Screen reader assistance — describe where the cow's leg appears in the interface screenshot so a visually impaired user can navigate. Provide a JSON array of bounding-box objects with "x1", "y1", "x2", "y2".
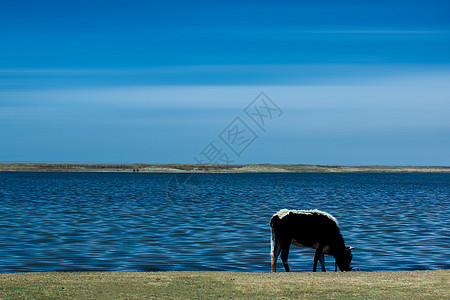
[
  {"x1": 271, "y1": 236, "x2": 281, "y2": 272},
  {"x1": 280, "y1": 239, "x2": 291, "y2": 272},
  {"x1": 313, "y1": 247, "x2": 323, "y2": 272},
  {"x1": 319, "y1": 253, "x2": 326, "y2": 272}
]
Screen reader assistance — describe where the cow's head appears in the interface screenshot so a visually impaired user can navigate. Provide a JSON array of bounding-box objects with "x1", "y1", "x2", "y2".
[{"x1": 336, "y1": 246, "x2": 355, "y2": 271}]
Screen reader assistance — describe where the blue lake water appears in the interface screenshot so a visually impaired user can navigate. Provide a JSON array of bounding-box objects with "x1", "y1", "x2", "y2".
[{"x1": 0, "y1": 172, "x2": 449, "y2": 273}]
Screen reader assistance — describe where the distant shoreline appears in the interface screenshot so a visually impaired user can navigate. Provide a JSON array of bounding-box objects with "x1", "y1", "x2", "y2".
[{"x1": 1, "y1": 163, "x2": 449, "y2": 173}]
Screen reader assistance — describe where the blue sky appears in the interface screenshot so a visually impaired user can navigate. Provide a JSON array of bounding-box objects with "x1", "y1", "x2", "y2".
[{"x1": 1, "y1": 0, "x2": 449, "y2": 165}]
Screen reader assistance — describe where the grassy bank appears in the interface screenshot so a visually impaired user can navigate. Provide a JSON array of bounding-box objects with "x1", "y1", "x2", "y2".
[
  {"x1": 1, "y1": 163, "x2": 449, "y2": 173},
  {"x1": 0, "y1": 270, "x2": 448, "y2": 299}
]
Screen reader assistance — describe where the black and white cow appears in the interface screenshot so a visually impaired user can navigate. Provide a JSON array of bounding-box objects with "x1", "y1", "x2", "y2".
[{"x1": 270, "y1": 209, "x2": 354, "y2": 272}]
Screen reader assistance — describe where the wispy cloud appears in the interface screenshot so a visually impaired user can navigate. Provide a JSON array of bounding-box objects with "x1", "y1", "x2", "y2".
[
  {"x1": 2, "y1": 64, "x2": 450, "y2": 90},
  {"x1": 1, "y1": 71, "x2": 449, "y2": 164},
  {"x1": 296, "y1": 29, "x2": 447, "y2": 34}
]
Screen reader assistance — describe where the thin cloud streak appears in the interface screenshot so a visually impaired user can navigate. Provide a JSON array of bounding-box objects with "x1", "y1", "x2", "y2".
[{"x1": 1, "y1": 72, "x2": 449, "y2": 164}]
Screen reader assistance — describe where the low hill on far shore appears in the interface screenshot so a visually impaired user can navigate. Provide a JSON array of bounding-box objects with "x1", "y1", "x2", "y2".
[{"x1": 0, "y1": 163, "x2": 449, "y2": 173}]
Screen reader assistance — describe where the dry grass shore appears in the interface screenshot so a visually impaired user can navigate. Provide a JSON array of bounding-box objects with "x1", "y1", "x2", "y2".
[
  {"x1": 0, "y1": 270, "x2": 448, "y2": 299},
  {"x1": 1, "y1": 163, "x2": 449, "y2": 173}
]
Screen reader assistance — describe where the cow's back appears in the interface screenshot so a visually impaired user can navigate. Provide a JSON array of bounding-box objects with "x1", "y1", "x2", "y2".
[{"x1": 271, "y1": 209, "x2": 341, "y2": 248}]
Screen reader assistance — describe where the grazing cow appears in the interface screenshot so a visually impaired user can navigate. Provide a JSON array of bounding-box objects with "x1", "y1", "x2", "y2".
[{"x1": 270, "y1": 209, "x2": 354, "y2": 272}]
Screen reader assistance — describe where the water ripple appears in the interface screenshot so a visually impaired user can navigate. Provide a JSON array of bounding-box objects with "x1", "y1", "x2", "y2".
[{"x1": 0, "y1": 172, "x2": 449, "y2": 272}]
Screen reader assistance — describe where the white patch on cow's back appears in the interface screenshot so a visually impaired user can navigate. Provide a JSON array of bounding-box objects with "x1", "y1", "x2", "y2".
[
  {"x1": 274, "y1": 209, "x2": 291, "y2": 219},
  {"x1": 273, "y1": 209, "x2": 338, "y2": 226}
]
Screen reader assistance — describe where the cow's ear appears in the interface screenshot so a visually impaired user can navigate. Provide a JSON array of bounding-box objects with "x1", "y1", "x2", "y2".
[{"x1": 349, "y1": 246, "x2": 356, "y2": 251}]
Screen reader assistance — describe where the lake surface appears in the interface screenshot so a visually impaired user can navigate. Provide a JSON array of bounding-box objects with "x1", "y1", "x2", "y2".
[{"x1": 0, "y1": 172, "x2": 449, "y2": 273}]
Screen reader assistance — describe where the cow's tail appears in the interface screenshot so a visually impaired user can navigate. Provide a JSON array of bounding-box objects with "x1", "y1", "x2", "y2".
[
  {"x1": 270, "y1": 216, "x2": 279, "y2": 272},
  {"x1": 270, "y1": 218, "x2": 275, "y2": 257}
]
